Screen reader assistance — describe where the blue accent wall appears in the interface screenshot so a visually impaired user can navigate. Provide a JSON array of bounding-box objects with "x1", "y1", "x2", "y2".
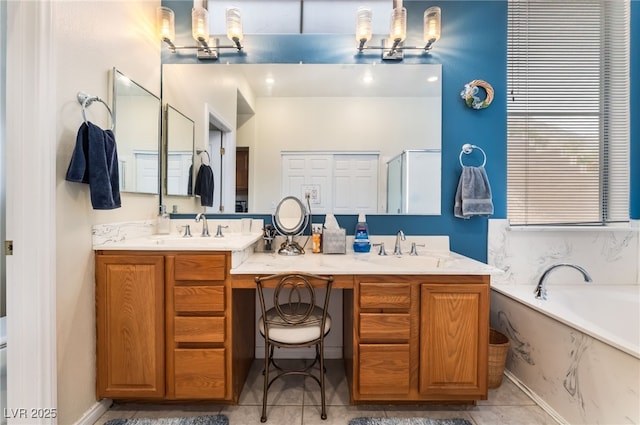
[{"x1": 164, "y1": 0, "x2": 639, "y2": 261}]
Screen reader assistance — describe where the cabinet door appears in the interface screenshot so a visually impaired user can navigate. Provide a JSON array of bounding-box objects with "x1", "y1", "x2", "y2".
[
  {"x1": 359, "y1": 344, "x2": 410, "y2": 395},
  {"x1": 174, "y1": 348, "x2": 226, "y2": 399},
  {"x1": 419, "y1": 284, "x2": 488, "y2": 398},
  {"x1": 96, "y1": 254, "x2": 165, "y2": 398}
]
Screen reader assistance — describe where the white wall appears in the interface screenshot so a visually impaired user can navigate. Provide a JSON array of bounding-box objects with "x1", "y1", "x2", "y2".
[
  {"x1": 52, "y1": 1, "x2": 161, "y2": 423},
  {"x1": 252, "y1": 96, "x2": 438, "y2": 213}
]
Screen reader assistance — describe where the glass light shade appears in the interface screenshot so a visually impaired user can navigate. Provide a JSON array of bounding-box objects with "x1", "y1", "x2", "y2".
[
  {"x1": 424, "y1": 6, "x2": 441, "y2": 43},
  {"x1": 356, "y1": 7, "x2": 373, "y2": 43},
  {"x1": 156, "y1": 7, "x2": 175, "y2": 43},
  {"x1": 389, "y1": 7, "x2": 407, "y2": 43},
  {"x1": 192, "y1": 6, "x2": 210, "y2": 42},
  {"x1": 226, "y1": 7, "x2": 243, "y2": 42}
]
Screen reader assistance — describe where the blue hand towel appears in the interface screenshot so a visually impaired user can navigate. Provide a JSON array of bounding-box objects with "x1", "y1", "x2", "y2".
[
  {"x1": 454, "y1": 166, "x2": 493, "y2": 219},
  {"x1": 194, "y1": 163, "x2": 214, "y2": 207},
  {"x1": 65, "y1": 122, "x2": 121, "y2": 210}
]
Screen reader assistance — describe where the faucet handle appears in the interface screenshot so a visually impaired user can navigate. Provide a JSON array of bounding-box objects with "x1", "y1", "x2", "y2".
[
  {"x1": 372, "y1": 242, "x2": 388, "y2": 256},
  {"x1": 215, "y1": 225, "x2": 228, "y2": 238},
  {"x1": 410, "y1": 242, "x2": 426, "y2": 256},
  {"x1": 180, "y1": 225, "x2": 192, "y2": 238}
]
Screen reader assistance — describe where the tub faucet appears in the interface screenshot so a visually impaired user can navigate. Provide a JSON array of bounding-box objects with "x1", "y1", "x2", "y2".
[
  {"x1": 534, "y1": 263, "x2": 592, "y2": 300},
  {"x1": 393, "y1": 230, "x2": 406, "y2": 255},
  {"x1": 195, "y1": 213, "x2": 210, "y2": 237}
]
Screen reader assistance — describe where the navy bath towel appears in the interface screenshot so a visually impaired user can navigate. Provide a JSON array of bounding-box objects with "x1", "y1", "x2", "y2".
[
  {"x1": 454, "y1": 166, "x2": 493, "y2": 218},
  {"x1": 65, "y1": 121, "x2": 121, "y2": 210},
  {"x1": 194, "y1": 163, "x2": 214, "y2": 207}
]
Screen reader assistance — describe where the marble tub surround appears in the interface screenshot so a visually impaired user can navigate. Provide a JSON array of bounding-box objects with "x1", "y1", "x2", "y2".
[
  {"x1": 488, "y1": 219, "x2": 639, "y2": 285},
  {"x1": 487, "y1": 218, "x2": 640, "y2": 424},
  {"x1": 491, "y1": 290, "x2": 639, "y2": 425}
]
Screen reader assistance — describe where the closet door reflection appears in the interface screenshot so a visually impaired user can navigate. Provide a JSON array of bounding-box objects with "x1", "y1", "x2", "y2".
[{"x1": 165, "y1": 105, "x2": 195, "y2": 197}]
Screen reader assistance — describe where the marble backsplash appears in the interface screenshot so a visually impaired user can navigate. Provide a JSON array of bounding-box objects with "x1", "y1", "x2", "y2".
[{"x1": 488, "y1": 219, "x2": 639, "y2": 285}]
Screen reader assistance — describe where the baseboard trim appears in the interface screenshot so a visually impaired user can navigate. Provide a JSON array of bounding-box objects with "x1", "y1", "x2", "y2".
[
  {"x1": 504, "y1": 370, "x2": 568, "y2": 425},
  {"x1": 72, "y1": 399, "x2": 113, "y2": 425}
]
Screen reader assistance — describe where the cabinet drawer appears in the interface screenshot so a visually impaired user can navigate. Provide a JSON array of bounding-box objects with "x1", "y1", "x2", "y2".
[
  {"x1": 174, "y1": 254, "x2": 226, "y2": 281},
  {"x1": 359, "y1": 282, "x2": 411, "y2": 309},
  {"x1": 174, "y1": 286, "x2": 225, "y2": 313},
  {"x1": 174, "y1": 317, "x2": 225, "y2": 343},
  {"x1": 174, "y1": 348, "x2": 225, "y2": 399},
  {"x1": 359, "y1": 344, "x2": 410, "y2": 395},
  {"x1": 359, "y1": 313, "x2": 410, "y2": 342}
]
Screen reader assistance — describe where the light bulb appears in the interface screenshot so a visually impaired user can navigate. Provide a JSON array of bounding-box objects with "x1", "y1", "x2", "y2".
[
  {"x1": 156, "y1": 7, "x2": 175, "y2": 43},
  {"x1": 424, "y1": 6, "x2": 441, "y2": 45},
  {"x1": 192, "y1": 6, "x2": 209, "y2": 43},
  {"x1": 389, "y1": 7, "x2": 407, "y2": 43},
  {"x1": 356, "y1": 7, "x2": 373, "y2": 44},
  {"x1": 226, "y1": 7, "x2": 243, "y2": 43}
]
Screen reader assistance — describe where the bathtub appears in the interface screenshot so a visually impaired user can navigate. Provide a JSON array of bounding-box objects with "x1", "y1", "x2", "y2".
[{"x1": 490, "y1": 284, "x2": 639, "y2": 425}]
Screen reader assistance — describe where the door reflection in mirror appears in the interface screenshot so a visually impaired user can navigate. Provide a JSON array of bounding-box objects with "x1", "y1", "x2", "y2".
[{"x1": 165, "y1": 105, "x2": 195, "y2": 197}]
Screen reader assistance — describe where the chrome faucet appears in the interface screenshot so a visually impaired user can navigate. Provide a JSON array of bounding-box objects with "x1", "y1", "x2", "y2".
[
  {"x1": 195, "y1": 213, "x2": 210, "y2": 237},
  {"x1": 534, "y1": 263, "x2": 592, "y2": 300},
  {"x1": 393, "y1": 230, "x2": 406, "y2": 255}
]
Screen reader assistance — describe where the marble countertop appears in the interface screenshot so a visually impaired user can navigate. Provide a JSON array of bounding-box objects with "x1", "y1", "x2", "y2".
[
  {"x1": 94, "y1": 233, "x2": 264, "y2": 252},
  {"x1": 92, "y1": 224, "x2": 501, "y2": 276},
  {"x1": 230, "y1": 248, "x2": 501, "y2": 276}
]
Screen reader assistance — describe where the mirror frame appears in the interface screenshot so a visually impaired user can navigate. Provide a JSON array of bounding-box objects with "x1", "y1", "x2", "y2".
[{"x1": 112, "y1": 67, "x2": 161, "y2": 195}]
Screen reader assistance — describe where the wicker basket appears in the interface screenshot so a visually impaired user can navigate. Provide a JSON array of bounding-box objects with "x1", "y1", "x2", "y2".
[{"x1": 488, "y1": 328, "x2": 510, "y2": 389}]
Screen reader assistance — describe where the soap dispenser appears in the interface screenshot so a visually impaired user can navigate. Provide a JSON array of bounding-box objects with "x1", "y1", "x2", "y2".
[
  {"x1": 353, "y1": 213, "x2": 371, "y2": 253},
  {"x1": 157, "y1": 204, "x2": 171, "y2": 235}
]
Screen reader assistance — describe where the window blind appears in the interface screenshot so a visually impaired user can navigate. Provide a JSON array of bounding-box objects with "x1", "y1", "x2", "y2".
[{"x1": 507, "y1": 0, "x2": 630, "y2": 226}]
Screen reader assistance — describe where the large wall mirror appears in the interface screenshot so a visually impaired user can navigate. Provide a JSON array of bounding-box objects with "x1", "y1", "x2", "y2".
[
  {"x1": 165, "y1": 105, "x2": 195, "y2": 197},
  {"x1": 112, "y1": 68, "x2": 161, "y2": 194},
  {"x1": 161, "y1": 63, "x2": 441, "y2": 214}
]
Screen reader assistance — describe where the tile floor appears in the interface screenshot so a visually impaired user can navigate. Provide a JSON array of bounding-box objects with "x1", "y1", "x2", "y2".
[{"x1": 94, "y1": 359, "x2": 558, "y2": 425}]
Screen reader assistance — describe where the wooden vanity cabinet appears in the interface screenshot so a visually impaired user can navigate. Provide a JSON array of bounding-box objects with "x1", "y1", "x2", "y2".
[
  {"x1": 419, "y1": 278, "x2": 489, "y2": 399},
  {"x1": 349, "y1": 274, "x2": 490, "y2": 403},
  {"x1": 166, "y1": 253, "x2": 228, "y2": 400},
  {"x1": 95, "y1": 251, "x2": 254, "y2": 402},
  {"x1": 95, "y1": 254, "x2": 165, "y2": 399}
]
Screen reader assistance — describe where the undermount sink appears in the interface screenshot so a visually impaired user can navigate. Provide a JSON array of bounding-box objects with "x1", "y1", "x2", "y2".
[
  {"x1": 113, "y1": 233, "x2": 263, "y2": 251},
  {"x1": 354, "y1": 250, "x2": 444, "y2": 269}
]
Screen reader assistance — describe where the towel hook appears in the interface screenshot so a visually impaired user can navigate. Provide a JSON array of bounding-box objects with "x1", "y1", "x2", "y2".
[
  {"x1": 459, "y1": 143, "x2": 487, "y2": 167},
  {"x1": 196, "y1": 149, "x2": 211, "y2": 165},
  {"x1": 77, "y1": 92, "x2": 115, "y2": 131}
]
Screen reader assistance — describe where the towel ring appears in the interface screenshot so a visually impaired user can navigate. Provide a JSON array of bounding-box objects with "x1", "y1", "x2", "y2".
[
  {"x1": 77, "y1": 92, "x2": 114, "y2": 131},
  {"x1": 459, "y1": 143, "x2": 487, "y2": 167}
]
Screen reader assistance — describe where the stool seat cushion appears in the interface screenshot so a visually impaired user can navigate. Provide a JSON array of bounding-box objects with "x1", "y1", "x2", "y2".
[{"x1": 259, "y1": 304, "x2": 331, "y2": 344}]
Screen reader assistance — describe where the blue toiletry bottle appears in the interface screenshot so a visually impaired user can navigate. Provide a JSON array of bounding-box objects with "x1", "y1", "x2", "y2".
[{"x1": 353, "y1": 213, "x2": 371, "y2": 253}]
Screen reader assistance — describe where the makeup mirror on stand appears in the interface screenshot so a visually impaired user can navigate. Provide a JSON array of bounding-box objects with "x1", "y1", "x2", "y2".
[{"x1": 272, "y1": 196, "x2": 308, "y2": 255}]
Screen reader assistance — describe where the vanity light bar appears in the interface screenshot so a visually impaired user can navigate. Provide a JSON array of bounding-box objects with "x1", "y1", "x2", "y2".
[
  {"x1": 156, "y1": 5, "x2": 245, "y2": 61},
  {"x1": 356, "y1": 6, "x2": 441, "y2": 61}
]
